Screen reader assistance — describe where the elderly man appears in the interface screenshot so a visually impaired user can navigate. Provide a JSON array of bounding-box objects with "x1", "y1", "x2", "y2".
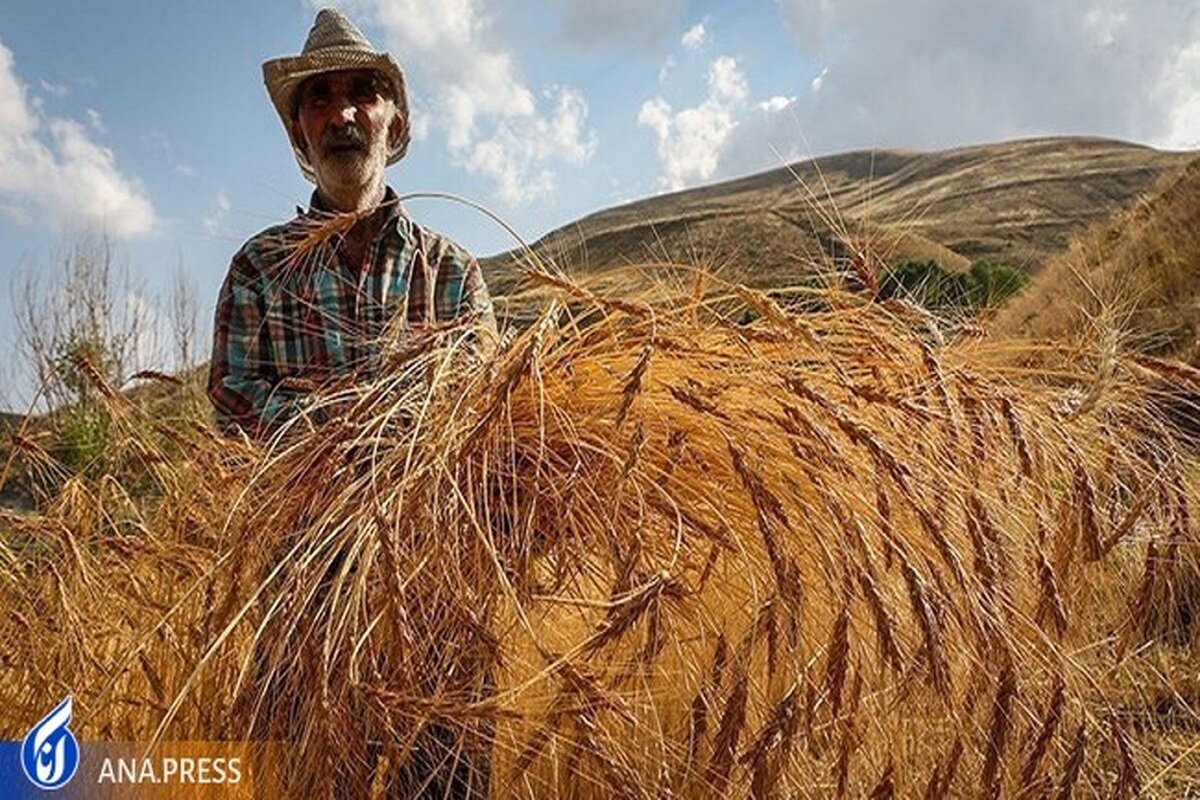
[
  {"x1": 206, "y1": 8, "x2": 496, "y2": 798},
  {"x1": 208, "y1": 7, "x2": 496, "y2": 438}
]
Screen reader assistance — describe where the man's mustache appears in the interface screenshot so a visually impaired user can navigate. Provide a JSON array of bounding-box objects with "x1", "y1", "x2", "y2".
[{"x1": 322, "y1": 125, "x2": 367, "y2": 152}]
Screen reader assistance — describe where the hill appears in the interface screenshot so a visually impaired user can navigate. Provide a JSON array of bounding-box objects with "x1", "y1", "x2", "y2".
[
  {"x1": 481, "y1": 137, "x2": 1194, "y2": 316},
  {"x1": 995, "y1": 153, "x2": 1200, "y2": 364}
]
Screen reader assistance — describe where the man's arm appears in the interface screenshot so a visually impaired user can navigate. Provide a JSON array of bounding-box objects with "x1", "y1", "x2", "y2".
[
  {"x1": 458, "y1": 255, "x2": 498, "y2": 359},
  {"x1": 207, "y1": 256, "x2": 310, "y2": 438}
]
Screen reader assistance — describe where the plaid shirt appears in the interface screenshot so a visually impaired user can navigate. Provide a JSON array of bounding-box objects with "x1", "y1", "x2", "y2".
[{"x1": 208, "y1": 188, "x2": 496, "y2": 437}]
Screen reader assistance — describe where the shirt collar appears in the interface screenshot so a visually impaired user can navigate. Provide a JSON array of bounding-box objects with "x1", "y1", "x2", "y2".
[{"x1": 299, "y1": 187, "x2": 411, "y2": 230}]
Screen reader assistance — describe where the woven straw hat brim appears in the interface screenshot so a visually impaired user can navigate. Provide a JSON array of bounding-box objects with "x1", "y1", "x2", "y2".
[{"x1": 263, "y1": 48, "x2": 411, "y2": 183}]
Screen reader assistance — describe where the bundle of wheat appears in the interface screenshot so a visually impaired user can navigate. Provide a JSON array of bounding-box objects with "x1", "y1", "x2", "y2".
[{"x1": 0, "y1": 265, "x2": 1196, "y2": 797}]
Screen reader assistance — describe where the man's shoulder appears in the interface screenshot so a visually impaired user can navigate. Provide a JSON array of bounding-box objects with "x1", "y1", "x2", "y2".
[
  {"x1": 226, "y1": 214, "x2": 312, "y2": 279},
  {"x1": 235, "y1": 217, "x2": 306, "y2": 261},
  {"x1": 400, "y1": 217, "x2": 476, "y2": 266}
]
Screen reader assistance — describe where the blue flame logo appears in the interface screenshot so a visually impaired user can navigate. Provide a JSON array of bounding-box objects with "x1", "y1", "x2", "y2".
[{"x1": 20, "y1": 696, "x2": 80, "y2": 790}]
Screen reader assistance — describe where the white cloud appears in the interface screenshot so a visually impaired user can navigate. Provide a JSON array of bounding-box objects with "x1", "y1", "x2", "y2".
[
  {"x1": 759, "y1": 96, "x2": 796, "y2": 114},
  {"x1": 1166, "y1": 100, "x2": 1200, "y2": 149},
  {"x1": 810, "y1": 67, "x2": 828, "y2": 95},
  {"x1": 1162, "y1": 42, "x2": 1200, "y2": 149},
  {"x1": 658, "y1": 55, "x2": 677, "y2": 84},
  {"x1": 203, "y1": 189, "x2": 231, "y2": 235},
  {"x1": 0, "y1": 48, "x2": 36, "y2": 136},
  {"x1": 774, "y1": 0, "x2": 1200, "y2": 154},
  {"x1": 1083, "y1": 8, "x2": 1128, "y2": 49},
  {"x1": 639, "y1": 1, "x2": 1200, "y2": 189},
  {"x1": 85, "y1": 108, "x2": 105, "y2": 135},
  {"x1": 409, "y1": 110, "x2": 432, "y2": 142},
  {"x1": 637, "y1": 99, "x2": 671, "y2": 143},
  {"x1": 0, "y1": 42, "x2": 156, "y2": 238},
  {"x1": 681, "y1": 22, "x2": 708, "y2": 51},
  {"x1": 464, "y1": 86, "x2": 596, "y2": 204},
  {"x1": 336, "y1": 0, "x2": 597, "y2": 205},
  {"x1": 638, "y1": 56, "x2": 748, "y2": 191},
  {"x1": 709, "y1": 56, "x2": 747, "y2": 102},
  {"x1": 38, "y1": 78, "x2": 67, "y2": 98}
]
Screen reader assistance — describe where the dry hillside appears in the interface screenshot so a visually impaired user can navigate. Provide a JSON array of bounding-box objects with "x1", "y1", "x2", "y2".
[
  {"x1": 995, "y1": 154, "x2": 1200, "y2": 364},
  {"x1": 482, "y1": 137, "x2": 1193, "y2": 316}
]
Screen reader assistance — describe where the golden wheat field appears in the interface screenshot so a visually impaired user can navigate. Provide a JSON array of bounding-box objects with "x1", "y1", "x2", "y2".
[{"x1": 1, "y1": 252, "x2": 1198, "y2": 797}]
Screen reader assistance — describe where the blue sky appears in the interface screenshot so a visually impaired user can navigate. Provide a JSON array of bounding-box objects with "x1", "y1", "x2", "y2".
[{"x1": 0, "y1": 0, "x2": 1197, "y2": 409}]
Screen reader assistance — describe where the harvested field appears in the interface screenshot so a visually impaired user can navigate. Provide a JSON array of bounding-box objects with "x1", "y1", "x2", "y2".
[{"x1": 1, "y1": 263, "x2": 1198, "y2": 797}]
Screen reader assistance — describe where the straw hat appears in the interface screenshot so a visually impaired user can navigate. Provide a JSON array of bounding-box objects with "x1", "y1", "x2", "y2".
[{"x1": 263, "y1": 8, "x2": 411, "y2": 182}]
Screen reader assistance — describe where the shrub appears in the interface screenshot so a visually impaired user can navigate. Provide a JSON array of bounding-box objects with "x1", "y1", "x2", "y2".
[
  {"x1": 10, "y1": 237, "x2": 201, "y2": 488},
  {"x1": 881, "y1": 258, "x2": 1028, "y2": 311}
]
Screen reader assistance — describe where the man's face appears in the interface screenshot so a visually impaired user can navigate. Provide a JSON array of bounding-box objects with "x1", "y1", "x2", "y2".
[{"x1": 292, "y1": 69, "x2": 404, "y2": 197}]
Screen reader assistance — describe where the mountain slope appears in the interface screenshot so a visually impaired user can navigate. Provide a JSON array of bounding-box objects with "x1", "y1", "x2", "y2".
[
  {"x1": 481, "y1": 137, "x2": 1193, "y2": 312},
  {"x1": 994, "y1": 153, "x2": 1200, "y2": 363}
]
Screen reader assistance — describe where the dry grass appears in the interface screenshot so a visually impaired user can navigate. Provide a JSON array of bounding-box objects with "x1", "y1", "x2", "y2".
[
  {"x1": 995, "y1": 154, "x2": 1200, "y2": 366},
  {"x1": 1, "y1": 256, "x2": 1198, "y2": 797}
]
